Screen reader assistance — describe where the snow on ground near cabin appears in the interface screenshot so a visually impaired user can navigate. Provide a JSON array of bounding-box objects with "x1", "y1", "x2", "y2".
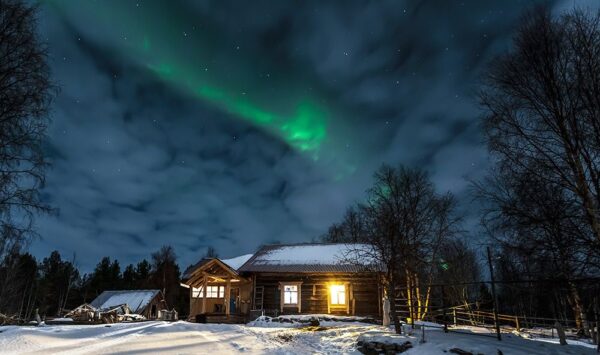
[
  {"x1": 255, "y1": 244, "x2": 372, "y2": 265},
  {"x1": 221, "y1": 253, "x2": 254, "y2": 270},
  {"x1": 0, "y1": 321, "x2": 596, "y2": 354}
]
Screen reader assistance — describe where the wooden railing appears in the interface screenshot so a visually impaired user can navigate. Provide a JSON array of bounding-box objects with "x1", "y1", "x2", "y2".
[{"x1": 394, "y1": 300, "x2": 582, "y2": 341}]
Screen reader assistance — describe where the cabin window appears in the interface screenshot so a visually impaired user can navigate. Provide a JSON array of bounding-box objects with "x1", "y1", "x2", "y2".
[
  {"x1": 330, "y1": 284, "x2": 346, "y2": 305},
  {"x1": 206, "y1": 286, "x2": 225, "y2": 298},
  {"x1": 283, "y1": 285, "x2": 298, "y2": 304},
  {"x1": 192, "y1": 286, "x2": 225, "y2": 298},
  {"x1": 279, "y1": 281, "x2": 302, "y2": 312}
]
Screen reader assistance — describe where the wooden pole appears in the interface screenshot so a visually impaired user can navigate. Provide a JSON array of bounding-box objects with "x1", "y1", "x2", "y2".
[
  {"x1": 225, "y1": 279, "x2": 231, "y2": 316},
  {"x1": 202, "y1": 273, "x2": 208, "y2": 314},
  {"x1": 487, "y1": 246, "x2": 502, "y2": 341},
  {"x1": 189, "y1": 286, "x2": 193, "y2": 318},
  {"x1": 442, "y1": 285, "x2": 448, "y2": 333}
]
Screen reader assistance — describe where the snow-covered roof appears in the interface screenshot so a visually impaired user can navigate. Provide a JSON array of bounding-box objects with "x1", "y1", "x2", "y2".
[
  {"x1": 221, "y1": 254, "x2": 254, "y2": 270},
  {"x1": 238, "y1": 243, "x2": 377, "y2": 273},
  {"x1": 182, "y1": 254, "x2": 254, "y2": 280},
  {"x1": 90, "y1": 290, "x2": 161, "y2": 313}
]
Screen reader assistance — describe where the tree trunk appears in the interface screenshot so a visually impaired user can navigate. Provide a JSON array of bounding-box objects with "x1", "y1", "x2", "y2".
[
  {"x1": 570, "y1": 154, "x2": 600, "y2": 245},
  {"x1": 568, "y1": 281, "x2": 590, "y2": 336},
  {"x1": 405, "y1": 269, "x2": 413, "y2": 323},
  {"x1": 555, "y1": 321, "x2": 567, "y2": 345},
  {"x1": 415, "y1": 273, "x2": 422, "y2": 320},
  {"x1": 422, "y1": 283, "x2": 432, "y2": 320},
  {"x1": 387, "y1": 281, "x2": 402, "y2": 334}
]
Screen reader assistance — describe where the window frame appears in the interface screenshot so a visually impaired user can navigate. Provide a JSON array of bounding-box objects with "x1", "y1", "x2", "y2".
[
  {"x1": 192, "y1": 285, "x2": 225, "y2": 299},
  {"x1": 329, "y1": 284, "x2": 347, "y2": 307},
  {"x1": 279, "y1": 281, "x2": 303, "y2": 313},
  {"x1": 326, "y1": 282, "x2": 352, "y2": 314},
  {"x1": 283, "y1": 284, "x2": 299, "y2": 305}
]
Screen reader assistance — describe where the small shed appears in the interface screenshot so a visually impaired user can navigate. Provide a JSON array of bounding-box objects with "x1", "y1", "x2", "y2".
[{"x1": 90, "y1": 290, "x2": 165, "y2": 320}]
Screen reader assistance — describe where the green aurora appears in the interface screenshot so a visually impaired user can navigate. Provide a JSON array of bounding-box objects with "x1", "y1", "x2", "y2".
[{"x1": 49, "y1": 1, "x2": 330, "y2": 159}]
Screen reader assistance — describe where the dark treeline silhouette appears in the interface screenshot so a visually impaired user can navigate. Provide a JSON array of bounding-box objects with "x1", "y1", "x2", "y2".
[{"x1": 0, "y1": 245, "x2": 189, "y2": 320}]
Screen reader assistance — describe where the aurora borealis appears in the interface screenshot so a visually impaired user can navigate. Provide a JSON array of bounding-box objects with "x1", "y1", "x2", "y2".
[
  {"x1": 50, "y1": 1, "x2": 332, "y2": 158},
  {"x1": 32, "y1": 0, "x2": 598, "y2": 270}
]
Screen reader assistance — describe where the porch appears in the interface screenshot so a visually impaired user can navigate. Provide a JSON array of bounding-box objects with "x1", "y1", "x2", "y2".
[{"x1": 181, "y1": 258, "x2": 252, "y2": 322}]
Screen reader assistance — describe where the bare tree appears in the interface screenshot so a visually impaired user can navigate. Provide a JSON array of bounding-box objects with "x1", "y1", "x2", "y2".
[
  {"x1": 478, "y1": 7, "x2": 600, "y2": 335},
  {"x1": 341, "y1": 165, "x2": 460, "y2": 334},
  {"x1": 0, "y1": 0, "x2": 55, "y2": 260},
  {"x1": 321, "y1": 206, "x2": 364, "y2": 243},
  {"x1": 151, "y1": 245, "x2": 180, "y2": 309},
  {"x1": 436, "y1": 239, "x2": 482, "y2": 312},
  {"x1": 475, "y1": 162, "x2": 596, "y2": 334},
  {"x1": 480, "y1": 7, "x2": 600, "y2": 251},
  {"x1": 203, "y1": 246, "x2": 218, "y2": 259}
]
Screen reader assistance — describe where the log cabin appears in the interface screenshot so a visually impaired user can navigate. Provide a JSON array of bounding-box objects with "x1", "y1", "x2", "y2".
[{"x1": 180, "y1": 243, "x2": 383, "y2": 323}]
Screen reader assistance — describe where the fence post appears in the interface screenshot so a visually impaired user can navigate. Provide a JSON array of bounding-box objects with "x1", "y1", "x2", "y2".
[
  {"x1": 487, "y1": 246, "x2": 502, "y2": 341},
  {"x1": 453, "y1": 309, "x2": 456, "y2": 326},
  {"x1": 515, "y1": 316, "x2": 520, "y2": 331},
  {"x1": 442, "y1": 285, "x2": 448, "y2": 333}
]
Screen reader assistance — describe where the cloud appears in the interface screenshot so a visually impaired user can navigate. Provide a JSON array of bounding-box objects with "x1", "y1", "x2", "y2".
[{"x1": 32, "y1": 0, "x2": 586, "y2": 271}]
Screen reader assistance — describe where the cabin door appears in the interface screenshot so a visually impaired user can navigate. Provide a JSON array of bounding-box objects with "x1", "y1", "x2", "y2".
[{"x1": 230, "y1": 288, "x2": 239, "y2": 313}]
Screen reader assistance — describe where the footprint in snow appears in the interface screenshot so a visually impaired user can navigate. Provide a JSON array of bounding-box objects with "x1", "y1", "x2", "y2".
[{"x1": 231, "y1": 342, "x2": 246, "y2": 351}]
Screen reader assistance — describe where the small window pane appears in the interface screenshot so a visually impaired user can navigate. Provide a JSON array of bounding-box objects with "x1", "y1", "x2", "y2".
[
  {"x1": 330, "y1": 285, "x2": 346, "y2": 305},
  {"x1": 205, "y1": 285, "x2": 224, "y2": 298},
  {"x1": 192, "y1": 287, "x2": 203, "y2": 298},
  {"x1": 283, "y1": 285, "x2": 298, "y2": 304}
]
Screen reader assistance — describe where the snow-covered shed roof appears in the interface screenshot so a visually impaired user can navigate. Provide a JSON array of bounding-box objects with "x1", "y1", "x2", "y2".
[
  {"x1": 90, "y1": 290, "x2": 161, "y2": 313},
  {"x1": 238, "y1": 243, "x2": 378, "y2": 273}
]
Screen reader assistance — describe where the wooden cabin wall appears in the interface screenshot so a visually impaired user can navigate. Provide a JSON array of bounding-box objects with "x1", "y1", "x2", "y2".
[
  {"x1": 188, "y1": 281, "x2": 253, "y2": 316},
  {"x1": 140, "y1": 295, "x2": 165, "y2": 319},
  {"x1": 238, "y1": 281, "x2": 253, "y2": 314},
  {"x1": 190, "y1": 297, "x2": 223, "y2": 315},
  {"x1": 252, "y1": 273, "x2": 380, "y2": 317}
]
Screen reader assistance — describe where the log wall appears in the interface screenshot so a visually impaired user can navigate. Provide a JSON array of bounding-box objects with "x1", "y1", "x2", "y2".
[{"x1": 251, "y1": 272, "x2": 381, "y2": 317}]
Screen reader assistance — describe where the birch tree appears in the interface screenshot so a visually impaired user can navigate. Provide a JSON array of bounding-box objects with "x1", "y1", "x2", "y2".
[
  {"x1": 480, "y1": 7, "x2": 600, "y2": 255},
  {"x1": 335, "y1": 165, "x2": 460, "y2": 333}
]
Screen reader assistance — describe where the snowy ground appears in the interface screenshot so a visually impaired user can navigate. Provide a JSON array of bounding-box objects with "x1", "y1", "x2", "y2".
[{"x1": 0, "y1": 320, "x2": 596, "y2": 354}]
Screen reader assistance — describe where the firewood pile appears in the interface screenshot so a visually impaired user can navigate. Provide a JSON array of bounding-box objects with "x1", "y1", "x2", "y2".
[
  {"x1": 64, "y1": 303, "x2": 145, "y2": 324},
  {"x1": 0, "y1": 312, "x2": 20, "y2": 325},
  {"x1": 65, "y1": 304, "x2": 97, "y2": 322}
]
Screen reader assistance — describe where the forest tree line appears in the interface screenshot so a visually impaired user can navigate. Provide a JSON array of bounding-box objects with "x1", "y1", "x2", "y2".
[{"x1": 0, "y1": 245, "x2": 192, "y2": 320}]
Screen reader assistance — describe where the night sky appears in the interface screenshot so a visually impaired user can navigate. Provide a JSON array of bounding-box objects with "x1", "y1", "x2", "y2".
[{"x1": 31, "y1": 0, "x2": 598, "y2": 271}]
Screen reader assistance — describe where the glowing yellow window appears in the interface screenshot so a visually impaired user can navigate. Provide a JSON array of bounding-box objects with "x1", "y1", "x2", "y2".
[{"x1": 330, "y1": 284, "x2": 346, "y2": 305}]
